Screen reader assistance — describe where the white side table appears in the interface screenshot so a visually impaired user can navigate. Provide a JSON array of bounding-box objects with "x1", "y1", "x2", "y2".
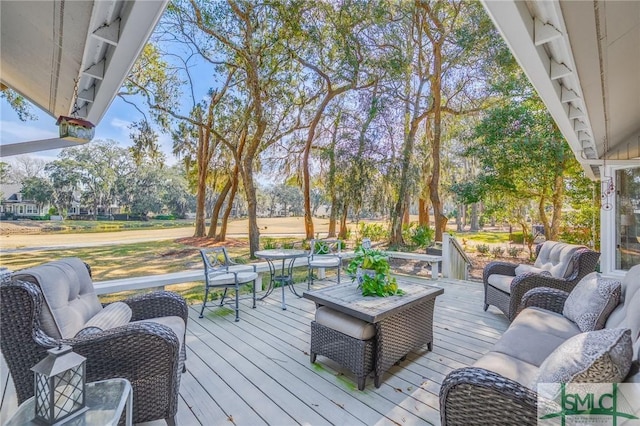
[{"x1": 6, "y1": 378, "x2": 133, "y2": 426}]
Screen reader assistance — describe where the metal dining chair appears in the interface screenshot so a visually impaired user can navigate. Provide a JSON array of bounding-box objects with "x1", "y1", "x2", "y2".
[
  {"x1": 307, "y1": 239, "x2": 343, "y2": 289},
  {"x1": 199, "y1": 247, "x2": 258, "y2": 322}
]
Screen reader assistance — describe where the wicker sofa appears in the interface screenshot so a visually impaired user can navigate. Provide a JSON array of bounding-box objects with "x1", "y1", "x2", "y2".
[
  {"x1": 440, "y1": 264, "x2": 640, "y2": 426},
  {"x1": 1, "y1": 258, "x2": 188, "y2": 425},
  {"x1": 483, "y1": 241, "x2": 600, "y2": 321}
]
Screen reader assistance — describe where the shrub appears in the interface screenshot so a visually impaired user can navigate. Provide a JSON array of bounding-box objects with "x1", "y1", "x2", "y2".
[
  {"x1": 476, "y1": 243, "x2": 490, "y2": 254},
  {"x1": 155, "y1": 214, "x2": 175, "y2": 220},
  {"x1": 507, "y1": 246, "x2": 523, "y2": 258},
  {"x1": 491, "y1": 246, "x2": 504, "y2": 258},
  {"x1": 359, "y1": 223, "x2": 388, "y2": 241},
  {"x1": 262, "y1": 237, "x2": 277, "y2": 249}
]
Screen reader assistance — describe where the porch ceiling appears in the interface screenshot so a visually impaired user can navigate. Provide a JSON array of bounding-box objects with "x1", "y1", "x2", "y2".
[
  {"x1": 482, "y1": 0, "x2": 640, "y2": 179},
  {"x1": 0, "y1": 0, "x2": 167, "y2": 156}
]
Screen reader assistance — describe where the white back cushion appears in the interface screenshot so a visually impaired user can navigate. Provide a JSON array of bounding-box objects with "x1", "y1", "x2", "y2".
[
  {"x1": 13, "y1": 258, "x2": 102, "y2": 339},
  {"x1": 534, "y1": 241, "x2": 584, "y2": 278},
  {"x1": 606, "y1": 264, "x2": 640, "y2": 360}
]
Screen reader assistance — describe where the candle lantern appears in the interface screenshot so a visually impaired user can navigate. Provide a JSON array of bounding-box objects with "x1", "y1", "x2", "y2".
[
  {"x1": 56, "y1": 116, "x2": 95, "y2": 142},
  {"x1": 31, "y1": 345, "x2": 88, "y2": 424}
]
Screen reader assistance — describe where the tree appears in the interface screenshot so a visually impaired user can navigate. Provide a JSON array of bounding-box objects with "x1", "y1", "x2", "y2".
[
  {"x1": 0, "y1": 85, "x2": 36, "y2": 121},
  {"x1": 57, "y1": 140, "x2": 126, "y2": 219},
  {"x1": 46, "y1": 159, "x2": 80, "y2": 218},
  {"x1": 465, "y1": 96, "x2": 578, "y2": 241},
  {"x1": 20, "y1": 177, "x2": 53, "y2": 214}
]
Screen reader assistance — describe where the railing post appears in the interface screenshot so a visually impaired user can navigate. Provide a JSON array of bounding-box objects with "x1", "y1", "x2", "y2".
[{"x1": 442, "y1": 233, "x2": 451, "y2": 278}]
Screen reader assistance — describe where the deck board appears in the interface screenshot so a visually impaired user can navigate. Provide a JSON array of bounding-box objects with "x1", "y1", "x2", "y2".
[{"x1": 1, "y1": 276, "x2": 509, "y2": 425}]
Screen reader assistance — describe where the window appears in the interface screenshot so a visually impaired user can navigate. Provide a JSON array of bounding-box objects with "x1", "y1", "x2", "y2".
[{"x1": 616, "y1": 167, "x2": 640, "y2": 270}]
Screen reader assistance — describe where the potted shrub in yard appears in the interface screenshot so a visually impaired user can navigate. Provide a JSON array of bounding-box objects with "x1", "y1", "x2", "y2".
[{"x1": 346, "y1": 246, "x2": 404, "y2": 297}]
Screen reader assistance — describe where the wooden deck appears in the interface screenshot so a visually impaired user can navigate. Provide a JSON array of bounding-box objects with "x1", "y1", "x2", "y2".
[{"x1": 1, "y1": 276, "x2": 509, "y2": 426}]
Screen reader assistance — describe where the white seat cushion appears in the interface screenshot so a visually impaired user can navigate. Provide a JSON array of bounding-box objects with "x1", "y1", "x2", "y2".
[
  {"x1": 487, "y1": 274, "x2": 514, "y2": 294},
  {"x1": 309, "y1": 256, "x2": 341, "y2": 268},
  {"x1": 208, "y1": 271, "x2": 258, "y2": 286},
  {"x1": 132, "y1": 316, "x2": 186, "y2": 352},
  {"x1": 315, "y1": 306, "x2": 375, "y2": 340}
]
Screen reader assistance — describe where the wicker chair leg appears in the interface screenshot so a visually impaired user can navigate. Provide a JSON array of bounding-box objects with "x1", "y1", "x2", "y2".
[
  {"x1": 310, "y1": 352, "x2": 317, "y2": 363},
  {"x1": 166, "y1": 416, "x2": 177, "y2": 426},
  {"x1": 483, "y1": 304, "x2": 488, "y2": 311},
  {"x1": 357, "y1": 376, "x2": 366, "y2": 391}
]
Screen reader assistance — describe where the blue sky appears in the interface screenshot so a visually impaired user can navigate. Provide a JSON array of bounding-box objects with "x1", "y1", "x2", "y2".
[{"x1": 1, "y1": 94, "x2": 176, "y2": 164}]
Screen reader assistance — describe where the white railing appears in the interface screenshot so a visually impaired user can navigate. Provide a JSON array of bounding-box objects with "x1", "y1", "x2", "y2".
[
  {"x1": 93, "y1": 250, "x2": 444, "y2": 296},
  {"x1": 442, "y1": 233, "x2": 472, "y2": 280}
]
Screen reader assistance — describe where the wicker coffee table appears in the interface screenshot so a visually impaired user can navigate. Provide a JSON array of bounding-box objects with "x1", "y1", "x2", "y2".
[{"x1": 304, "y1": 281, "x2": 443, "y2": 388}]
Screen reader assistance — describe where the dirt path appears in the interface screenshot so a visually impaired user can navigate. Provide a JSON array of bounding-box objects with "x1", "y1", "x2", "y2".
[{"x1": 0, "y1": 217, "x2": 334, "y2": 251}]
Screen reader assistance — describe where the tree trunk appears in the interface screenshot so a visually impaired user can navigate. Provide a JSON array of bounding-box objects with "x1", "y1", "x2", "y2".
[
  {"x1": 241, "y1": 156, "x2": 260, "y2": 257},
  {"x1": 418, "y1": 198, "x2": 430, "y2": 226},
  {"x1": 429, "y1": 40, "x2": 446, "y2": 242},
  {"x1": 338, "y1": 202, "x2": 349, "y2": 240},
  {"x1": 549, "y1": 174, "x2": 564, "y2": 240},
  {"x1": 217, "y1": 166, "x2": 240, "y2": 241},
  {"x1": 207, "y1": 179, "x2": 232, "y2": 238},
  {"x1": 470, "y1": 202, "x2": 480, "y2": 231},
  {"x1": 538, "y1": 195, "x2": 551, "y2": 241},
  {"x1": 456, "y1": 204, "x2": 464, "y2": 232},
  {"x1": 326, "y1": 114, "x2": 340, "y2": 238},
  {"x1": 403, "y1": 194, "x2": 411, "y2": 225}
]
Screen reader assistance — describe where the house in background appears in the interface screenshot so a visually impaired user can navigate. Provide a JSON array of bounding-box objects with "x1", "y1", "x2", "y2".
[
  {"x1": 0, "y1": 184, "x2": 49, "y2": 219},
  {"x1": 481, "y1": 0, "x2": 640, "y2": 276}
]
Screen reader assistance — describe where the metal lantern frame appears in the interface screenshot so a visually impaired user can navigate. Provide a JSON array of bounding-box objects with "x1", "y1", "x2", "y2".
[{"x1": 31, "y1": 345, "x2": 88, "y2": 425}]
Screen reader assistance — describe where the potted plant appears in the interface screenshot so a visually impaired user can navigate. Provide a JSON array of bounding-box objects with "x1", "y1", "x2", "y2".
[{"x1": 346, "y1": 246, "x2": 404, "y2": 297}]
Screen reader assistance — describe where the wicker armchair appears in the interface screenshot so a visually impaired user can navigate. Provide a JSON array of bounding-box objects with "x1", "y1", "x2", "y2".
[
  {"x1": 1, "y1": 259, "x2": 188, "y2": 425},
  {"x1": 483, "y1": 241, "x2": 599, "y2": 321}
]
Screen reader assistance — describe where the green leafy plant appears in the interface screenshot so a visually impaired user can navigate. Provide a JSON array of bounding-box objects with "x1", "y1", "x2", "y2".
[
  {"x1": 490, "y1": 246, "x2": 504, "y2": 258},
  {"x1": 476, "y1": 243, "x2": 490, "y2": 254},
  {"x1": 346, "y1": 246, "x2": 404, "y2": 297},
  {"x1": 507, "y1": 245, "x2": 523, "y2": 258}
]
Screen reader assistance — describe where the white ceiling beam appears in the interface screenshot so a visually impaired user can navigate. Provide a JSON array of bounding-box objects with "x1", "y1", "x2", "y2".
[
  {"x1": 534, "y1": 18, "x2": 562, "y2": 45},
  {"x1": 561, "y1": 86, "x2": 580, "y2": 103},
  {"x1": 550, "y1": 59, "x2": 572, "y2": 80},
  {"x1": 85, "y1": 0, "x2": 168, "y2": 125},
  {"x1": 77, "y1": 86, "x2": 95, "y2": 102},
  {"x1": 568, "y1": 105, "x2": 585, "y2": 119},
  {"x1": 92, "y1": 18, "x2": 120, "y2": 46},
  {"x1": 0, "y1": 138, "x2": 89, "y2": 157},
  {"x1": 83, "y1": 60, "x2": 105, "y2": 80}
]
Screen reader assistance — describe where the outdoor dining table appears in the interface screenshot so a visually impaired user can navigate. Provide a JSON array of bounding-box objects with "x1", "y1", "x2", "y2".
[{"x1": 255, "y1": 249, "x2": 308, "y2": 310}]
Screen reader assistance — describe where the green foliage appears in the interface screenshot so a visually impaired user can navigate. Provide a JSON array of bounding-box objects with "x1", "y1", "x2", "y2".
[
  {"x1": 490, "y1": 246, "x2": 504, "y2": 258},
  {"x1": 155, "y1": 215, "x2": 175, "y2": 220},
  {"x1": 507, "y1": 246, "x2": 523, "y2": 258},
  {"x1": 400, "y1": 223, "x2": 434, "y2": 250},
  {"x1": 476, "y1": 244, "x2": 490, "y2": 254},
  {"x1": 1, "y1": 87, "x2": 37, "y2": 121},
  {"x1": 346, "y1": 246, "x2": 403, "y2": 297},
  {"x1": 358, "y1": 222, "x2": 388, "y2": 241},
  {"x1": 262, "y1": 238, "x2": 277, "y2": 250}
]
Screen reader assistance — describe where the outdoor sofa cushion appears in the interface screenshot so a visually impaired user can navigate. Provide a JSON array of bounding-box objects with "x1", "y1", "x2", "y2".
[
  {"x1": 13, "y1": 257, "x2": 102, "y2": 339},
  {"x1": 534, "y1": 328, "x2": 633, "y2": 385},
  {"x1": 563, "y1": 272, "x2": 621, "y2": 332},
  {"x1": 315, "y1": 306, "x2": 375, "y2": 340},
  {"x1": 75, "y1": 301, "x2": 132, "y2": 337},
  {"x1": 487, "y1": 241, "x2": 585, "y2": 294}
]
